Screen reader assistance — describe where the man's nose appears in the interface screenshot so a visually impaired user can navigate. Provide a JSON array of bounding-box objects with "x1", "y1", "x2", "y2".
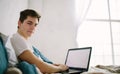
[{"x1": 31, "y1": 25, "x2": 36, "y2": 30}]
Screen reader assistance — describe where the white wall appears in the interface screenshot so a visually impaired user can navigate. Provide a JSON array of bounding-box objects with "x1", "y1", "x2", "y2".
[
  {"x1": 28, "y1": 0, "x2": 43, "y2": 15},
  {"x1": 0, "y1": 0, "x2": 78, "y2": 63},
  {"x1": 0, "y1": 0, "x2": 28, "y2": 35},
  {"x1": 29, "y1": 0, "x2": 78, "y2": 63}
]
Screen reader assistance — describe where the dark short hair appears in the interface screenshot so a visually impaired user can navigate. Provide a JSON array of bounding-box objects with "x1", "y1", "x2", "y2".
[{"x1": 19, "y1": 9, "x2": 41, "y2": 23}]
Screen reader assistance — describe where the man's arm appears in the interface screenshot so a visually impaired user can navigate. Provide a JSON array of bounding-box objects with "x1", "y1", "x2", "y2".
[{"x1": 18, "y1": 50, "x2": 68, "y2": 73}]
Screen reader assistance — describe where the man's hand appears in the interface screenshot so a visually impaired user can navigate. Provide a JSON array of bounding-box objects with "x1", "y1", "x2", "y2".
[{"x1": 53, "y1": 64, "x2": 68, "y2": 71}]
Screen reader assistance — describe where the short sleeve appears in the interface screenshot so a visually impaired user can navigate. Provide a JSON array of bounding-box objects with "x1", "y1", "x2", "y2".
[{"x1": 11, "y1": 33, "x2": 32, "y2": 57}]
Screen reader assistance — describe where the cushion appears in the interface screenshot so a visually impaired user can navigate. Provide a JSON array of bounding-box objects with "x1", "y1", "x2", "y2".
[
  {"x1": 0, "y1": 35, "x2": 8, "y2": 74},
  {"x1": 5, "y1": 67, "x2": 22, "y2": 74},
  {"x1": 0, "y1": 32, "x2": 8, "y2": 44},
  {"x1": 0, "y1": 33, "x2": 18, "y2": 67}
]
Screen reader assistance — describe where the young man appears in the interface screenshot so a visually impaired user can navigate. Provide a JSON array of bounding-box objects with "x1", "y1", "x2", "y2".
[{"x1": 11, "y1": 9, "x2": 68, "y2": 73}]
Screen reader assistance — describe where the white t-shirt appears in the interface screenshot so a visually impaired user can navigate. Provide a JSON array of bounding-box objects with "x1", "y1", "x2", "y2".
[{"x1": 11, "y1": 32, "x2": 34, "y2": 57}]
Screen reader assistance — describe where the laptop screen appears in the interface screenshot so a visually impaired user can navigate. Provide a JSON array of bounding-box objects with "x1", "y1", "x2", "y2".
[{"x1": 65, "y1": 47, "x2": 92, "y2": 69}]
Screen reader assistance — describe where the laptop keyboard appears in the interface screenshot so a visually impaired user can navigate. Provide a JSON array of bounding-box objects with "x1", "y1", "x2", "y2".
[{"x1": 60, "y1": 69, "x2": 82, "y2": 74}]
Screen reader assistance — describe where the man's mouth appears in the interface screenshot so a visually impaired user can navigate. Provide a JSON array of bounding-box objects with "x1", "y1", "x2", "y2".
[{"x1": 28, "y1": 31, "x2": 34, "y2": 33}]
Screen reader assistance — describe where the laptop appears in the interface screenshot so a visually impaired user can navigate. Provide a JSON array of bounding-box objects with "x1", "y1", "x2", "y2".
[{"x1": 61, "y1": 47, "x2": 92, "y2": 74}]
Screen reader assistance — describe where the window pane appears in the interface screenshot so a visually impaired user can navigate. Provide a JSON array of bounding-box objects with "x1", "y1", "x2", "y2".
[
  {"x1": 111, "y1": 22, "x2": 120, "y2": 44},
  {"x1": 115, "y1": 56, "x2": 120, "y2": 65},
  {"x1": 77, "y1": 21, "x2": 113, "y2": 66},
  {"x1": 111, "y1": 22, "x2": 120, "y2": 65},
  {"x1": 110, "y1": 0, "x2": 120, "y2": 19},
  {"x1": 76, "y1": 0, "x2": 120, "y2": 66},
  {"x1": 86, "y1": 0, "x2": 109, "y2": 19}
]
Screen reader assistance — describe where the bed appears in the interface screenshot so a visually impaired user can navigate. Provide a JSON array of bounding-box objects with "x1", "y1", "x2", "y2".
[{"x1": 82, "y1": 65, "x2": 120, "y2": 74}]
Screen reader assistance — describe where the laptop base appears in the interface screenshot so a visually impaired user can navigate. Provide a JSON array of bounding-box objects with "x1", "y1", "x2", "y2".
[{"x1": 60, "y1": 69, "x2": 83, "y2": 74}]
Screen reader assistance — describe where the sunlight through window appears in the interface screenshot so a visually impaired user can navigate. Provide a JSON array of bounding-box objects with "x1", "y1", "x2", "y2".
[{"x1": 76, "y1": 0, "x2": 120, "y2": 66}]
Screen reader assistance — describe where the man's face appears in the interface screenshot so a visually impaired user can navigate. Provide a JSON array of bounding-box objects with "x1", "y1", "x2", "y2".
[{"x1": 18, "y1": 16, "x2": 39, "y2": 38}]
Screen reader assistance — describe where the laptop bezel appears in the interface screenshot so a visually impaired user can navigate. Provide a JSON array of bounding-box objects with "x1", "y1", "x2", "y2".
[{"x1": 65, "y1": 47, "x2": 92, "y2": 71}]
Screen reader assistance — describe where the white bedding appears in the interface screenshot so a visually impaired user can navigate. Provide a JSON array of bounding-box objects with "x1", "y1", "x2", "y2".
[{"x1": 82, "y1": 65, "x2": 120, "y2": 74}]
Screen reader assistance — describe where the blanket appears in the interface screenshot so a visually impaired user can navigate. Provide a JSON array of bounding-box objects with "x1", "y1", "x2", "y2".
[
  {"x1": 17, "y1": 61, "x2": 38, "y2": 74},
  {"x1": 96, "y1": 65, "x2": 120, "y2": 73}
]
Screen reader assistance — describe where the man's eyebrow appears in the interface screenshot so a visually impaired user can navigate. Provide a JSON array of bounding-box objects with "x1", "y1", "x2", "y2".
[
  {"x1": 27, "y1": 21, "x2": 38, "y2": 25},
  {"x1": 27, "y1": 21, "x2": 33, "y2": 23}
]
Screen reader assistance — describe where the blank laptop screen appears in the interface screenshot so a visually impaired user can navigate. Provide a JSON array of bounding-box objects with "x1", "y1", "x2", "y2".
[{"x1": 65, "y1": 48, "x2": 91, "y2": 69}]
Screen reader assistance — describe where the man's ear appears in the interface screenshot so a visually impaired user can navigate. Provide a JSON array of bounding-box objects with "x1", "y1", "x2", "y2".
[{"x1": 18, "y1": 20, "x2": 22, "y2": 28}]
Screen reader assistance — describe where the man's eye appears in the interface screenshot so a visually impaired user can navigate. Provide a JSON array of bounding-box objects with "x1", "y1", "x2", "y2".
[
  {"x1": 27, "y1": 23, "x2": 32, "y2": 25},
  {"x1": 35, "y1": 24, "x2": 38, "y2": 26}
]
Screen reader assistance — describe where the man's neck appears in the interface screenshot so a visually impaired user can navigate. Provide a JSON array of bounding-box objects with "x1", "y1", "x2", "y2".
[{"x1": 17, "y1": 30, "x2": 28, "y2": 40}]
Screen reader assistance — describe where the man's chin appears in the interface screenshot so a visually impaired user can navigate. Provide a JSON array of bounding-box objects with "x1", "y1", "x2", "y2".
[
  {"x1": 29, "y1": 34, "x2": 32, "y2": 37},
  {"x1": 27, "y1": 32, "x2": 34, "y2": 37},
  {"x1": 28, "y1": 34, "x2": 33, "y2": 37}
]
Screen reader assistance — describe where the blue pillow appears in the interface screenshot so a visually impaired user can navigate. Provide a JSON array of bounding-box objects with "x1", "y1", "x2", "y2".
[{"x1": 0, "y1": 37, "x2": 8, "y2": 74}]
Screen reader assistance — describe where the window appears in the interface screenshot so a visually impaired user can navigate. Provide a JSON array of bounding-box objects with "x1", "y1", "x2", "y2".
[{"x1": 76, "y1": 0, "x2": 120, "y2": 66}]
